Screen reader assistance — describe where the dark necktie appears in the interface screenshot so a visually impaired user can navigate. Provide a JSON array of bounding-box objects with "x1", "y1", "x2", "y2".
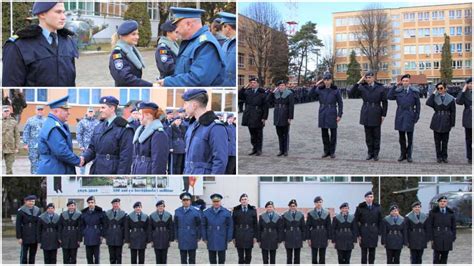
[
  {"x1": 344, "y1": 215, "x2": 348, "y2": 222},
  {"x1": 254, "y1": 89, "x2": 257, "y2": 94},
  {"x1": 318, "y1": 211, "x2": 321, "y2": 218},
  {"x1": 441, "y1": 95, "x2": 445, "y2": 102},
  {"x1": 138, "y1": 213, "x2": 141, "y2": 221},
  {"x1": 368, "y1": 205, "x2": 372, "y2": 210},
  {"x1": 269, "y1": 213, "x2": 273, "y2": 221},
  {"x1": 69, "y1": 213, "x2": 73, "y2": 219},
  {"x1": 30, "y1": 209, "x2": 34, "y2": 215},
  {"x1": 114, "y1": 211, "x2": 117, "y2": 218},
  {"x1": 416, "y1": 214, "x2": 420, "y2": 220},
  {"x1": 292, "y1": 212, "x2": 296, "y2": 219},
  {"x1": 50, "y1": 32, "x2": 57, "y2": 50},
  {"x1": 159, "y1": 213, "x2": 163, "y2": 220},
  {"x1": 442, "y1": 208, "x2": 445, "y2": 214},
  {"x1": 393, "y1": 217, "x2": 397, "y2": 224},
  {"x1": 50, "y1": 215, "x2": 53, "y2": 222},
  {"x1": 243, "y1": 207, "x2": 247, "y2": 213}
]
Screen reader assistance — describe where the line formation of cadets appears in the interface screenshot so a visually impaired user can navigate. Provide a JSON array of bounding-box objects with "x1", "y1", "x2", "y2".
[
  {"x1": 16, "y1": 191, "x2": 456, "y2": 264},
  {"x1": 32, "y1": 89, "x2": 235, "y2": 175},
  {"x1": 2, "y1": 2, "x2": 236, "y2": 87},
  {"x1": 239, "y1": 72, "x2": 472, "y2": 164}
]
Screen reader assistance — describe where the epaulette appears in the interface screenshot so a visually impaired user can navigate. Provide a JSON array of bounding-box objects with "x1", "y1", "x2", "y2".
[
  {"x1": 7, "y1": 35, "x2": 19, "y2": 43},
  {"x1": 199, "y1": 34, "x2": 208, "y2": 43}
]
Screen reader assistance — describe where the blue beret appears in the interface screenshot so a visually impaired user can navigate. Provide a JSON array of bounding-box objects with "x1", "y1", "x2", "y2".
[
  {"x1": 48, "y1": 95, "x2": 70, "y2": 109},
  {"x1": 47, "y1": 203, "x2": 55, "y2": 209},
  {"x1": 131, "y1": 107, "x2": 138, "y2": 113},
  {"x1": 171, "y1": 7, "x2": 205, "y2": 24},
  {"x1": 138, "y1": 101, "x2": 158, "y2": 110},
  {"x1": 288, "y1": 199, "x2": 297, "y2": 206},
  {"x1": 227, "y1": 113, "x2": 234, "y2": 118},
  {"x1": 180, "y1": 192, "x2": 192, "y2": 200},
  {"x1": 314, "y1": 196, "x2": 323, "y2": 203},
  {"x1": 87, "y1": 196, "x2": 95, "y2": 202},
  {"x1": 210, "y1": 193, "x2": 223, "y2": 201},
  {"x1": 32, "y1": 1, "x2": 58, "y2": 15},
  {"x1": 249, "y1": 77, "x2": 259, "y2": 82},
  {"x1": 323, "y1": 72, "x2": 333, "y2": 80},
  {"x1": 24, "y1": 195, "x2": 37, "y2": 201},
  {"x1": 133, "y1": 201, "x2": 142, "y2": 208},
  {"x1": 438, "y1": 195, "x2": 448, "y2": 202},
  {"x1": 178, "y1": 108, "x2": 185, "y2": 113},
  {"x1": 99, "y1": 96, "x2": 119, "y2": 106},
  {"x1": 67, "y1": 200, "x2": 76, "y2": 206},
  {"x1": 365, "y1": 70, "x2": 375, "y2": 77},
  {"x1": 239, "y1": 193, "x2": 248, "y2": 200},
  {"x1": 166, "y1": 109, "x2": 173, "y2": 114},
  {"x1": 389, "y1": 204, "x2": 399, "y2": 212},
  {"x1": 411, "y1": 201, "x2": 421, "y2": 208},
  {"x1": 111, "y1": 198, "x2": 120, "y2": 204},
  {"x1": 118, "y1": 20, "x2": 138, "y2": 36},
  {"x1": 156, "y1": 200, "x2": 165, "y2": 207},
  {"x1": 218, "y1": 12, "x2": 236, "y2": 25},
  {"x1": 276, "y1": 80, "x2": 287, "y2": 86},
  {"x1": 216, "y1": 112, "x2": 223, "y2": 117},
  {"x1": 364, "y1": 191, "x2": 373, "y2": 197},
  {"x1": 160, "y1": 20, "x2": 176, "y2": 33},
  {"x1": 265, "y1": 201, "x2": 274, "y2": 208},
  {"x1": 36, "y1": 105, "x2": 44, "y2": 110},
  {"x1": 401, "y1": 74, "x2": 411, "y2": 80},
  {"x1": 340, "y1": 202, "x2": 349, "y2": 209},
  {"x1": 466, "y1": 77, "x2": 472, "y2": 84},
  {"x1": 182, "y1": 89, "x2": 207, "y2": 101}
]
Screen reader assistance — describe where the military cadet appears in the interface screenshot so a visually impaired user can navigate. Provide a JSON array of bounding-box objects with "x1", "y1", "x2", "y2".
[
  {"x1": 125, "y1": 202, "x2": 150, "y2": 264},
  {"x1": 426, "y1": 83, "x2": 456, "y2": 163},
  {"x1": 109, "y1": 20, "x2": 153, "y2": 87},
  {"x1": 22, "y1": 105, "x2": 45, "y2": 174},
  {"x1": 105, "y1": 198, "x2": 127, "y2": 264},
  {"x1": 405, "y1": 201, "x2": 429, "y2": 264},
  {"x1": 267, "y1": 80, "x2": 295, "y2": 156},
  {"x1": 174, "y1": 192, "x2": 202, "y2": 264},
  {"x1": 282, "y1": 199, "x2": 306, "y2": 264},
  {"x1": 37, "y1": 96, "x2": 82, "y2": 174},
  {"x1": 167, "y1": 114, "x2": 186, "y2": 174},
  {"x1": 354, "y1": 191, "x2": 383, "y2": 264},
  {"x1": 2, "y1": 106, "x2": 20, "y2": 175},
  {"x1": 218, "y1": 12, "x2": 237, "y2": 86},
  {"x1": 211, "y1": 18, "x2": 228, "y2": 46},
  {"x1": 16, "y1": 195, "x2": 40, "y2": 264},
  {"x1": 150, "y1": 200, "x2": 174, "y2": 264},
  {"x1": 182, "y1": 89, "x2": 229, "y2": 174},
  {"x1": 306, "y1": 196, "x2": 332, "y2": 264},
  {"x1": 81, "y1": 196, "x2": 105, "y2": 264},
  {"x1": 58, "y1": 201, "x2": 82, "y2": 264},
  {"x1": 131, "y1": 102, "x2": 169, "y2": 174},
  {"x1": 127, "y1": 106, "x2": 142, "y2": 132},
  {"x1": 311, "y1": 72, "x2": 344, "y2": 158},
  {"x1": 2, "y1": 1, "x2": 78, "y2": 86},
  {"x1": 82, "y1": 96, "x2": 134, "y2": 174},
  {"x1": 240, "y1": 78, "x2": 269, "y2": 156},
  {"x1": 158, "y1": 7, "x2": 226, "y2": 86},
  {"x1": 456, "y1": 77, "x2": 472, "y2": 164},
  {"x1": 381, "y1": 204, "x2": 407, "y2": 264},
  {"x1": 225, "y1": 113, "x2": 237, "y2": 174},
  {"x1": 202, "y1": 194, "x2": 234, "y2": 264},
  {"x1": 76, "y1": 107, "x2": 100, "y2": 174},
  {"x1": 331, "y1": 202, "x2": 358, "y2": 264},
  {"x1": 156, "y1": 20, "x2": 179, "y2": 79},
  {"x1": 350, "y1": 71, "x2": 388, "y2": 160},
  {"x1": 429, "y1": 195, "x2": 456, "y2": 264},
  {"x1": 258, "y1": 201, "x2": 283, "y2": 264},
  {"x1": 232, "y1": 193, "x2": 258, "y2": 264},
  {"x1": 387, "y1": 74, "x2": 421, "y2": 163},
  {"x1": 37, "y1": 203, "x2": 60, "y2": 264}
]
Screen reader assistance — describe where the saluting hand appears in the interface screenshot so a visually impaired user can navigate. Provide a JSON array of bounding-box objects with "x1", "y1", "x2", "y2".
[
  {"x1": 463, "y1": 84, "x2": 468, "y2": 92},
  {"x1": 357, "y1": 76, "x2": 365, "y2": 84}
]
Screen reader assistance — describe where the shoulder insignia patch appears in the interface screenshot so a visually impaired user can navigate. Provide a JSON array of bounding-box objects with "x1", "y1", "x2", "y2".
[
  {"x1": 113, "y1": 53, "x2": 122, "y2": 59},
  {"x1": 8, "y1": 35, "x2": 19, "y2": 42},
  {"x1": 159, "y1": 49, "x2": 167, "y2": 54},
  {"x1": 160, "y1": 55, "x2": 168, "y2": 63},
  {"x1": 199, "y1": 34, "x2": 207, "y2": 42},
  {"x1": 55, "y1": 121, "x2": 61, "y2": 127},
  {"x1": 114, "y1": 59, "x2": 124, "y2": 70},
  {"x1": 214, "y1": 119, "x2": 224, "y2": 125}
]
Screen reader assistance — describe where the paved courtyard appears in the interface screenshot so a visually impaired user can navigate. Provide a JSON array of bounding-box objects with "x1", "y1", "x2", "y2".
[
  {"x1": 238, "y1": 99, "x2": 472, "y2": 175},
  {"x1": 2, "y1": 228, "x2": 472, "y2": 264}
]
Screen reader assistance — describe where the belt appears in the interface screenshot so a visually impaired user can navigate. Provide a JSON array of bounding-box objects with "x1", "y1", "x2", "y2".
[
  {"x1": 46, "y1": 228, "x2": 55, "y2": 233},
  {"x1": 276, "y1": 104, "x2": 288, "y2": 108},
  {"x1": 313, "y1": 225, "x2": 326, "y2": 230},
  {"x1": 388, "y1": 230, "x2": 401, "y2": 235},
  {"x1": 247, "y1": 105, "x2": 261, "y2": 110},
  {"x1": 435, "y1": 111, "x2": 451, "y2": 115},
  {"x1": 97, "y1": 153, "x2": 119, "y2": 160},
  {"x1": 320, "y1": 104, "x2": 336, "y2": 107},
  {"x1": 338, "y1": 228, "x2": 351, "y2": 232},
  {"x1": 135, "y1": 155, "x2": 152, "y2": 163},
  {"x1": 186, "y1": 161, "x2": 212, "y2": 169},
  {"x1": 436, "y1": 227, "x2": 449, "y2": 231},
  {"x1": 289, "y1": 226, "x2": 300, "y2": 231},
  {"x1": 87, "y1": 225, "x2": 99, "y2": 229},
  {"x1": 364, "y1": 102, "x2": 380, "y2": 107},
  {"x1": 67, "y1": 226, "x2": 78, "y2": 230},
  {"x1": 208, "y1": 225, "x2": 221, "y2": 230},
  {"x1": 155, "y1": 227, "x2": 167, "y2": 232},
  {"x1": 400, "y1": 106, "x2": 415, "y2": 111},
  {"x1": 364, "y1": 223, "x2": 377, "y2": 227},
  {"x1": 132, "y1": 228, "x2": 144, "y2": 232},
  {"x1": 112, "y1": 224, "x2": 121, "y2": 229},
  {"x1": 28, "y1": 222, "x2": 33, "y2": 227},
  {"x1": 238, "y1": 224, "x2": 251, "y2": 229},
  {"x1": 411, "y1": 228, "x2": 423, "y2": 232},
  {"x1": 264, "y1": 228, "x2": 273, "y2": 232}
]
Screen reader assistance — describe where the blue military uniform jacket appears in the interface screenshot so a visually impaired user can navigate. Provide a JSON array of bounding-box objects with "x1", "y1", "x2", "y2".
[
  {"x1": 225, "y1": 123, "x2": 236, "y2": 156},
  {"x1": 155, "y1": 37, "x2": 178, "y2": 79},
  {"x1": 81, "y1": 206, "x2": 106, "y2": 246},
  {"x1": 131, "y1": 119, "x2": 169, "y2": 174},
  {"x1": 202, "y1": 207, "x2": 234, "y2": 251},
  {"x1": 163, "y1": 26, "x2": 225, "y2": 86},
  {"x1": 109, "y1": 42, "x2": 153, "y2": 87},
  {"x1": 82, "y1": 116, "x2": 134, "y2": 174},
  {"x1": 222, "y1": 37, "x2": 236, "y2": 86},
  {"x1": 3, "y1": 25, "x2": 78, "y2": 86},
  {"x1": 174, "y1": 206, "x2": 202, "y2": 251},
  {"x1": 311, "y1": 84, "x2": 344, "y2": 129},
  {"x1": 456, "y1": 90, "x2": 472, "y2": 129},
  {"x1": 184, "y1": 111, "x2": 229, "y2": 174},
  {"x1": 37, "y1": 113, "x2": 80, "y2": 174},
  {"x1": 426, "y1": 93, "x2": 456, "y2": 133},
  {"x1": 350, "y1": 82, "x2": 388, "y2": 127},
  {"x1": 388, "y1": 86, "x2": 421, "y2": 132},
  {"x1": 166, "y1": 123, "x2": 187, "y2": 154}
]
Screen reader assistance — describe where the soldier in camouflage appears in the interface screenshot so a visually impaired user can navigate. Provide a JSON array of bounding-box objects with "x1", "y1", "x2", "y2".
[
  {"x1": 22, "y1": 105, "x2": 46, "y2": 174},
  {"x1": 76, "y1": 107, "x2": 100, "y2": 174},
  {"x1": 2, "y1": 106, "x2": 20, "y2": 174}
]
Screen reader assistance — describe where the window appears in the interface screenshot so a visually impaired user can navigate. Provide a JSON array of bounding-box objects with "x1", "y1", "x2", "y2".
[
  {"x1": 465, "y1": 60, "x2": 472, "y2": 69},
  {"x1": 457, "y1": 43, "x2": 463, "y2": 53},
  {"x1": 392, "y1": 61, "x2": 401, "y2": 67},
  {"x1": 450, "y1": 44, "x2": 455, "y2": 53},
  {"x1": 456, "y1": 10, "x2": 462, "y2": 18},
  {"x1": 450, "y1": 27, "x2": 455, "y2": 36},
  {"x1": 418, "y1": 28, "x2": 430, "y2": 37},
  {"x1": 379, "y1": 62, "x2": 389, "y2": 72},
  {"x1": 432, "y1": 27, "x2": 445, "y2": 36},
  {"x1": 238, "y1": 53, "x2": 244, "y2": 68},
  {"x1": 259, "y1": 176, "x2": 272, "y2": 182},
  {"x1": 67, "y1": 88, "x2": 101, "y2": 105},
  {"x1": 404, "y1": 45, "x2": 416, "y2": 54},
  {"x1": 452, "y1": 60, "x2": 463, "y2": 69},
  {"x1": 432, "y1": 10, "x2": 444, "y2": 20},
  {"x1": 438, "y1": 176, "x2": 450, "y2": 182},
  {"x1": 336, "y1": 33, "x2": 347, "y2": 42},
  {"x1": 457, "y1": 26, "x2": 462, "y2": 36},
  {"x1": 392, "y1": 37, "x2": 401, "y2": 43},
  {"x1": 466, "y1": 9, "x2": 472, "y2": 18},
  {"x1": 248, "y1": 55, "x2": 255, "y2": 66},
  {"x1": 425, "y1": 61, "x2": 432, "y2": 69},
  {"x1": 351, "y1": 176, "x2": 364, "y2": 182},
  {"x1": 449, "y1": 10, "x2": 455, "y2": 19},
  {"x1": 147, "y1": 2, "x2": 159, "y2": 20},
  {"x1": 403, "y1": 29, "x2": 416, "y2": 38},
  {"x1": 403, "y1": 12, "x2": 415, "y2": 21},
  {"x1": 419, "y1": 62, "x2": 426, "y2": 70},
  {"x1": 238, "y1": 75, "x2": 245, "y2": 87},
  {"x1": 304, "y1": 176, "x2": 318, "y2": 182},
  {"x1": 465, "y1": 43, "x2": 471, "y2": 52},
  {"x1": 119, "y1": 89, "x2": 149, "y2": 105},
  {"x1": 273, "y1": 176, "x2": 288, "y2": 182},
  {"x1": 418, "y1": 45, "x2": 431, "y2": 54},
  {"x1": 211, "y1": 89, "x2": 236, "y2": 112},
  {"x1": 289, "y1": 176, "x2": 304, "y2": 182},
  {"x1": 334, "y1": 176, "x2": 349, "y2": 182},
  {"x1": 392, "y1": 21, "x2": 400, "y2": 28},
  {"x1": 392, "y1": 69, "x2": 401, "y2": 75},
  {"x1": 404, "y1": 61, "x2": 417, "y2": 70},
  {"x1": 466, "y1": 26, "x2": 472, "y2": 35},
  {"x1": 391, "y1": 45, "x2": 400, "y2": 51},
  {"x1": 433, "y1": 44, "x2": 442, "y2": 53},
  {"x1": 23, "y1": 88, "x2": 47, "y2": 102},
  {"x1": 393, "y1": 53, "x2": 401, "y2": 59},
  {"x1": 362, "y1": 63, "x2": 369, "y2": 72},
  {"x1": 320, "y1": 176, "x2": 334, "y2": 182},
  {"x1": 433, "y1": 61, "x2": 440, "y2": 69},
  {"x1": 421, "y1": 176, "x2": 436, "y2": 182},
  {"x1": 336, "y1": 64, "x2": 348, "y2": 72}
]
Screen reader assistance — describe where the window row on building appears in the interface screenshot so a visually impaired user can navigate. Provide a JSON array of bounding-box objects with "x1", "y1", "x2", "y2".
[
  {"x1": 258, "y1": 176, "x2": 471, "y2": 183},
  {"x1": 62, "y1": 0, "x2": 160, "y2": 20}
]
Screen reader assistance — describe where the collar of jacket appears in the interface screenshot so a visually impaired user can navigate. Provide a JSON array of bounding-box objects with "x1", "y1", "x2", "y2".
[
  {"x1": 192, "y1": 110, "x2": 218, "y2": 126},
  {"x1": 158, "y1": 36, "x2": 179, "y2": 55},
  {"x1": 115, "y1": 39, "x2": 145, "y2": 70},
  {"x1": 384, "y1": 215, "x2": 404, "y2": 225},
  {"x1": 15, "y1": 24, "x2": 75, "y2": 39},
  {"x1": 275, "y1": 89, "x2": 293, "y2": 99},
  {"x1": 40, "y1": 212, "x2": 60, "y2": 224},
  {"x1": 233, "y1": 204, "x2": 255, "y2": 211},
  {"x1": 106, "y1": 209, "x2": 126, "y2": 220},
  {"x1": 133, "y1": 119, "x2": 165, "y2": 144},
  {"x1": 335, "y1": 213, "x2": 354, "y2": 223},
  {"x1": 432, "y1": 206, "x2": 453, "y2": 214},
  {"x1": 308, "y1": 208, "x2": 329, "y2": 220},
  {"x1": 395, "y1": 85, "x2": 420, "y2": 94},
  {"x1": 81, "y1": 205, "x2": 103, "y2": 213},
  {"x1": 129, "y1": 211, "x2": 148, "y2": 222},
  {"x1": 434, "y1": 92, "x2": 455, "y2": 106},
  {"x1": 62, "y1": 210, "x2": 81, "y2": 220},
  {"x1": 406, "y1": 211, "x2": 428, "y2": 224},
  {"x1": 19, "y1": 205, "x2": 40, "y2": 216},
  {"x1": 150, "y1": 210, "x2": 171, "y2": 222}
]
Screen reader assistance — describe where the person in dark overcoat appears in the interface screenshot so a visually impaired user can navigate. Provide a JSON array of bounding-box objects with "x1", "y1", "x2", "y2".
[
  {"x1": 125, "y1": 202, "x2": 150, "y2": 264},
  {"x1": 104, "y1": 198, "x2": 127, "y2": 264},
  {"x1": 456, "y1": 77, "x2": 472, "y2": 163},
  {"x1": 37, "y1": 203, "x2": 60, "y2": 264},
  {"x1": 428, "y1": 195, "x2": 456, "y2": 264},
  {"x1": 232, "y1": 193, "x2": 258, "y2": 264},
  {"x1": 282, "y1": 199, "x2": 306, "y2": 264},
  {"x1": 306, "y1": 196, "x2": 332, "y2": 264},
  {"x1": 257, "y1": 201, "x2": 283, "y2": 264},
  {"x1": 16, "y1": 195, "x2": 40, "y2": 264},
  {"x1": 405, "y1": 201, "x2": 430, "y2": 264},
  {"x1": 331, "y1": 202, "x2": 358, "y2": 264},
  {"x1": 381, "y1": 205, "x2": 407, "y2": 264},
  {"x1": 149, "y1": 200, "x2": 174, "y2": 264},
  {"x1": 58, "y1": 200, "x2": 82, "y2": 264}
]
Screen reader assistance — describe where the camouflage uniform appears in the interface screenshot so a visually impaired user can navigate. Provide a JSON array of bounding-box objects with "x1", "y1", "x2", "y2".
[
  {"x1": 22, "y1": 115, "x2": 45, "y2": 174},
  {"x1": 2, "y1": 116, "x2": 20, "y2": 174},
  {"x1": 76, "y1": 116, "x2": 100, "y2": 149}
]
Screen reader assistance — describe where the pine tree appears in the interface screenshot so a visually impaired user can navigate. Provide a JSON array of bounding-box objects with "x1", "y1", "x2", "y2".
[
  {"x1": 372, "y1": 177, "x2": 420, "y2": 216},
  {"x1": 2, "y1": 2, "x2": 34, "y2": 44},
  {"x1": 346, "y1": 50, "x2": 362, "y2": 85},
  {"x1": 440, "y1": 33, "x2": 453, "y2": 85},
  {"x1": 124, "y1": 2, "x2": 151, "y2": 47}
]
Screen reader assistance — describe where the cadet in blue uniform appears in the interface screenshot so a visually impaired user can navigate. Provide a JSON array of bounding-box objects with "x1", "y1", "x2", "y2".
[
  {"x1": 23, "y1": 105, "x2": 45, "y2": 174},
  {"x1": 37, "y1": 96, "x2": 81, "y2": 174},
  {"x1": 3, "y1": 2, "x2": 78, "y2": 86},
  {"x1": 350, "y1": 71, "x2": 388, "y2": 160},
  {"x1": 311, "y1": 72, "x2": 344, "y2": 158},
  {"x1": 158, "y1": 7, "x2": 226, "y2": 86},
  {"x1": 82, "y1": 96, "x2": 134, "y2": 174},
  {"x1": 38, "y1": 203, "x2": 60, "y2": 264},
  {"x1": 167, "y1": 115, "x2": 187, "y2": 174},
  {"x1": 150, "y1": 200, "x2": 174, "y2": 264},
  {"x1": 388, "y1": 74, "x2": 421, "y2": 163},
  {"x1": 81, "y1": 196, "x2": 105, "y2": 264},
  {"x1": 332, "y1": 202, "x2": 358, "y2": 264},
  {"x1": 156, "y1": 20, "x2": 179, "y2": 79},
  {"x1": 428, "y1": 195, "x2": 456, "y2": 264},
  {"x1": 174, "y1": 192, "x2": 202, "y2": 264},
  {"x1": 405, "y1": 201, "x2": 429, "y2": 264},
  {"x1": 258, "y1": 201, "x2": 283, "y2": 264},
  {"x1": 232, "y1": 193, "x2": 258, "y2": 264},
  {"x1": 282, "y1": 199, "x2": 306, "y2": 264},
  {"x1": 182, "y1": 89, "x2": 229, "y2": 174},
  {"x1": 109, "y1": 20, "x2": 153, "y2": 87},
  {"x1": 16, "y1": 195, "x2": 40, "y2": 264},
  {"x1": 105, "y1": 198, "x2": 127, "y2": 264},
  {"x1": 218, "y1": 12, "x2": 237, "y2": 87},
  {"x1": 426, "y1": 83, "x2": 456, "y2": 163},
  {"x1": 306, "y1": 196, "x2": 332, "y2": 264},
  {"x1": 58, "y1": 201, "x2": 82, "y2": 264},
  {"x1": 125, "y1": 202, "x2": 150, "y2": 264},
  {"x1": 381, "y1": 205, "x2": 407, "y2": 264},
  {"x1": 225, "y1": 113, "x2": 237, "y2": 174},
  {"x1": 267, "y1": 80, "x2": 295, "y2": 156},
  {"x1": 456, "y1": 77, "x2": 472, "y2": 163},
  {"x1": 131, "y1": 102, "x2": 169, "y2": 174},
  {"x1": 202, "y1": 194, "x2": 233, "y2": 264}
]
